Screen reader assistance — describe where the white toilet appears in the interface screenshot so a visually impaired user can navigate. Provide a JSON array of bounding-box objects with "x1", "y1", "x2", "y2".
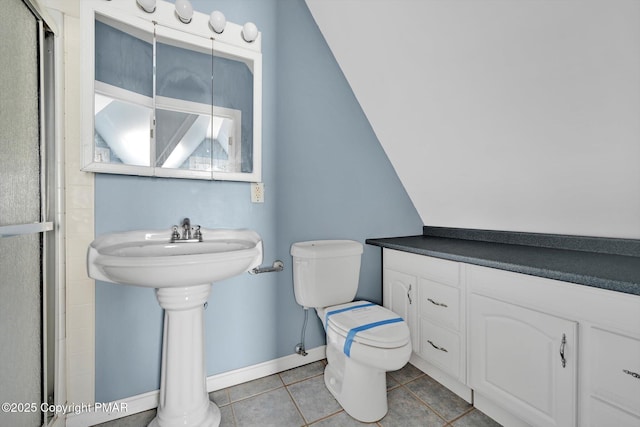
[{"x1": 291, "y1": 240, "x2": 412, "y2": 422}]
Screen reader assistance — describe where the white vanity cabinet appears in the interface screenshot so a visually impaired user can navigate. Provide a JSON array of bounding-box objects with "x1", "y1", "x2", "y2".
[
  {"x1": 468, "y1": 267, "x2": 578, "y2": 427},
  {"x1": 380, "y1": 247, "x2": 640, "y2": 427},
  {"x1": 383, "y1": 249, "x2": 471, "y2": 401},
  {"x1": 466, "y1": 264, "x2": 640, "y2": 427}
]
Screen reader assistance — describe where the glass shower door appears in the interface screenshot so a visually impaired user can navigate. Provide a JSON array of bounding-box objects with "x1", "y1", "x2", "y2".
[{"x1": 0, "y1": 0, "x2": 56, "y2": 425}]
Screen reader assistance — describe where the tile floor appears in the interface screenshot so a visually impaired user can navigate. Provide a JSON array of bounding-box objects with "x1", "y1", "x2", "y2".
[{"x1": 94, "y1": 361, "x2": 501, "y2": 427}]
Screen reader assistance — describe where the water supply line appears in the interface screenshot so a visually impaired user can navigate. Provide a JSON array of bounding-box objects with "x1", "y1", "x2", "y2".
[{"x1": 295, "y1": 308, "x2": 309, "y2": 356}]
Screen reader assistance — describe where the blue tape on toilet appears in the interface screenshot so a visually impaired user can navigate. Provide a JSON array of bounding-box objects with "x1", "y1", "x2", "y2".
[
  {"x1": 343, "y1": 317, "x2": 404, "y2": 357},
  {"x1": 324, "y1": 302, "x2": 375, "y2": 330}
]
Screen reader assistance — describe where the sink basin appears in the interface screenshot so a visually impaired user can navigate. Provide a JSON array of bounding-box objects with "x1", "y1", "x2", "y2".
[
  {"x1": 88, "y1": 228, "x2": 263, "y2": 287},
  {"x1": 87, "y1": 227, "x2": 264, "y2": 427}
]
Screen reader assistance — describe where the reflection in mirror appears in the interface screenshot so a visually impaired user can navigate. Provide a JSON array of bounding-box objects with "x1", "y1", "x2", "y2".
[
  {"x1": 211, "y1": 110, "x2": 242, "y2": 172},
  {"x1": 93, "y1": 15, "x2": 153, "y2": 168},
  {"x1": 213, "y1": 53, "x2": 254, "y2": 173},
  {"x1": 94, "y1": 18, "x2": 152, "y2": 97},
  {"x1": 156, "y1": 39, "x2": 212, "y2": 105},
  {"x1": 94, "y1": 93, "x2": 152, "y2": 166},
  {"x1": 155, "y1": 34, "x2": 213, "y2": 173},
  {"x1": 155, "y1": 108, "x2": 211, "y2": 170},
  {"x1": 155, "y1": 32, "x2": 249, "y2": 174},
  {"x1": 155, "y1": 107, "x2": 241, "y2": 171}
]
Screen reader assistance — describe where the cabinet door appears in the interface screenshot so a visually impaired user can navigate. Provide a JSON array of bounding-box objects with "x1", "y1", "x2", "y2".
[
  {"x1": 383, "y1": 268, "x2": 416, "y2": 349},
  {"x1": 469, "y1": 294, "x2": 577, "y2": 427}
]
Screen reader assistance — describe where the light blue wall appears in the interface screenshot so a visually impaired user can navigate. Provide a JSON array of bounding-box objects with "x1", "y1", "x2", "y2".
[
  {"x1": 94, "y1": 0, "x2": 421, "y2": 402},
  {"x1": 273, "y1": 0, "x2": 423, "y2": 359}
]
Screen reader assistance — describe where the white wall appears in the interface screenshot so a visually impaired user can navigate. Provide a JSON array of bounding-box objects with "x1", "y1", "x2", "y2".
[{"x1": 306, "y1": 0, "x2": 640, "y2": 238}]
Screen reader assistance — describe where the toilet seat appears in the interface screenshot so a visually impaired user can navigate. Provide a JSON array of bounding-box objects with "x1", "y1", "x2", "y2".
[{"x1": 319, "y1": 301, "x2": 410, "y2": 349}]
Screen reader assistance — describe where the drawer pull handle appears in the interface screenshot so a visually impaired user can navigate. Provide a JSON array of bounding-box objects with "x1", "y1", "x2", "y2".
[
  {"x1": 427, "y1": 298, "x2": 448, "y2": 308},
  {"x1": 623, "y1": 369, "x2": 640, "y2": 379},
  {"x1": 407, "y1": 284, "x2": 412, "y2": 304},
  {"x1": 427, "y1": 340, "x2": 448, "y2": 352},
  {"x1": 559, "y1": 333, "x2": 567, "y2": 368}
]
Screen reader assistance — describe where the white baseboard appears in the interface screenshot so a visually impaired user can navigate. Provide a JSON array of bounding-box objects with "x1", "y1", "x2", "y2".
[
  {"x1": 205, "y1": 346, "x2": 326, "y2": 392},
  {"x1": 65, "y1": 346, "x2": 326, "y2": 427}
]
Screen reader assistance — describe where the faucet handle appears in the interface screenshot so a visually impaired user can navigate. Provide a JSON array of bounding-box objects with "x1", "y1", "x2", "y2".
[
  {"x1": 171, "y1": 226, "x2": 181, "y2": 242},
  {"x1": 193, "y1": 225, "x2": 202, "y2": 242}
]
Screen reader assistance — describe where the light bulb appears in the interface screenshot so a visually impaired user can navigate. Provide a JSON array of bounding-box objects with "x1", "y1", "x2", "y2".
[
  {"x1": 242, "y1": 22, "x2": 258, "y2": 43},
  {"x1": 209, "y1": 10, "x2": 226, "y2": 34},
  {"x1": 136, "y1": 0, "x2": 156, "y2": 13},
  {"x1": 174, "y1": 0, "x2": 193, "y2": 24}
]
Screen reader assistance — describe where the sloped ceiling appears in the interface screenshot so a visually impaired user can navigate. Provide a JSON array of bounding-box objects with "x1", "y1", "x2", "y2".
[{"x1": 305, "y1": 0, "x2": 640, "y2": 238}]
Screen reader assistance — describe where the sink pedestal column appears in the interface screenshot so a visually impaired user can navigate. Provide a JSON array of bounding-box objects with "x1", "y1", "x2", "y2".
[{"x1": 149, "y1": 284, "x2": 220, "y2": 427}]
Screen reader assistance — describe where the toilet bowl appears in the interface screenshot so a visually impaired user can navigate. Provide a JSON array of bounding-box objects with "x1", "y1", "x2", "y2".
[
  {"x1": 291, "y1": 241, "x2": 412, "y2": 422},
  {"x1": 318, "y1": 301, "x2": 411, "y2": 422}
]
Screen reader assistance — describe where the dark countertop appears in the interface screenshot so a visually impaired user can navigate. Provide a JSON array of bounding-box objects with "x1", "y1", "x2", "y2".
[{"x1": 366, "y1": 229, "x2": 640, "y2": 296}]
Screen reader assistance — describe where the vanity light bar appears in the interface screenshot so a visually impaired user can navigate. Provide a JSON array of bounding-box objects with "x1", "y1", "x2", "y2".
[{"x1": 133, "y1": 0, "x2": 260, "y2": 48}]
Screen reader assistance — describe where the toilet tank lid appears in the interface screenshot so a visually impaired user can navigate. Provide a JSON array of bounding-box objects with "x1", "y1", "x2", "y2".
[{"x1": 291, "y1": 240, "x2": 363, "y2": 258}]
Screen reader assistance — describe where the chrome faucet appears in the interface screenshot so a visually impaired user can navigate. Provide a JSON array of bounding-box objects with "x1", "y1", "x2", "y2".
[
  {"x1": 182, "y1": 217, "x2": 192, "y2": 240},
  {"x1": 170, "y1": 218, "x2": 202, "y2": 243}
]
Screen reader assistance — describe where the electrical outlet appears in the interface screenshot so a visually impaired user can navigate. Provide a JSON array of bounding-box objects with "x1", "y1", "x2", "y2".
[{"x1": 251, "y1": 182, "x2": 264, "y2": 203}]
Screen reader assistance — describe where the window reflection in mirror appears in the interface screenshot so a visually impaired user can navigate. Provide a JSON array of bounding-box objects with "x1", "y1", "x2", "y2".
[
  {"x1": 155, "y1": 34, "x2": 251, "y2": 175},
  {"x1": 84, "y1": 1, "x2": 262, "y2": 181},
  {"x1": 155, "y1": 108, "x2": 210, "y2": 170},
  {"x1": 94, "y1": 16, "x2": 153, "y2": 167},
  {"x1": 155, "y1": 33, "x2": 213, "y2": 174},
  {"x1": 94, "y1": 93, "x2": 152, "y2": 166},
  {"x1": 211, "y1": 109, "x2": 242, "y2": 172}
]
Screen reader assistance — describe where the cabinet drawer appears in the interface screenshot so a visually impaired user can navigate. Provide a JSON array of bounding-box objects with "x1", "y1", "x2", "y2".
[
  {"x1": 419, "y1": 318, "x2": 461, "y2": 378},
  {"x1": 591, "y1": 328, "x2": 640, "y2": 416},
  {"x1": 419, "y1": 278, "x2": 460, "y2": 331}
]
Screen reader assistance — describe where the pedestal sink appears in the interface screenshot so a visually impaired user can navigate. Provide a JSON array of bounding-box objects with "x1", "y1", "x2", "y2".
[{"x1": 87, "y1": 228, "x2": 263, "y2": 427}]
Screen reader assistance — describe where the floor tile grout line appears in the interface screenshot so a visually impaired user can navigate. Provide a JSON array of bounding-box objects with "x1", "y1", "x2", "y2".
[
  {"x1": 386, "y1": 370, "x2": 426, "y2": 386},
  {"x1": 399, "y1": 382, "x2": 450, "y2": 425},
  {"x1": 445, "y1": 406, "x2": 476, "y2": 425},
  {"x1": 220, "y1": 387, "x2": 239, "y2": 427},
  {"x1": 279, "y1": 370, "x2": 326, "y2": 388},
  {"x1": 228, "y1": 397, "x2": 238, "y2": 427},
  {"x1": 222, "y1": 363, "x2": 327, "y2": 425},
  {"x1": 299, "y1": 407, "x2": 344, "y2": 427},
  {"x1": 283, "y1": 376, "x2": 351, "y2": 426},
  {"x1": 389, "y1": 366, "x2": 482, "y2": 426},
  {"x1": 284, "y1": 370, "x2": 387, "y2": 427},
  {"x1": 281, "y1": 379, "x2": 312, "y2": 426},
  {"x1": 226, "y1": 375, "x2": 287, "y2": 405}
]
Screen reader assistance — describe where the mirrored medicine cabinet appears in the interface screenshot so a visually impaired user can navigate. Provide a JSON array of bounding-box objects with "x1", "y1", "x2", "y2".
[{"x1": 81, "y1": 0, "x2": 262, "y2": 182}]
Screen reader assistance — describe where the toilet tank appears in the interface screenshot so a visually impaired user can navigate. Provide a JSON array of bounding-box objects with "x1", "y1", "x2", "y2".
[{"x1": 291, "y1": 240, "x2": 363, "y2": 308}]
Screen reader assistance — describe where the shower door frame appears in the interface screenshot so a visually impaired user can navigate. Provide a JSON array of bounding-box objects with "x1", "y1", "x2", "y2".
[{"x1": 0, "y1": 1, "x2": 64, "y2": 425}]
